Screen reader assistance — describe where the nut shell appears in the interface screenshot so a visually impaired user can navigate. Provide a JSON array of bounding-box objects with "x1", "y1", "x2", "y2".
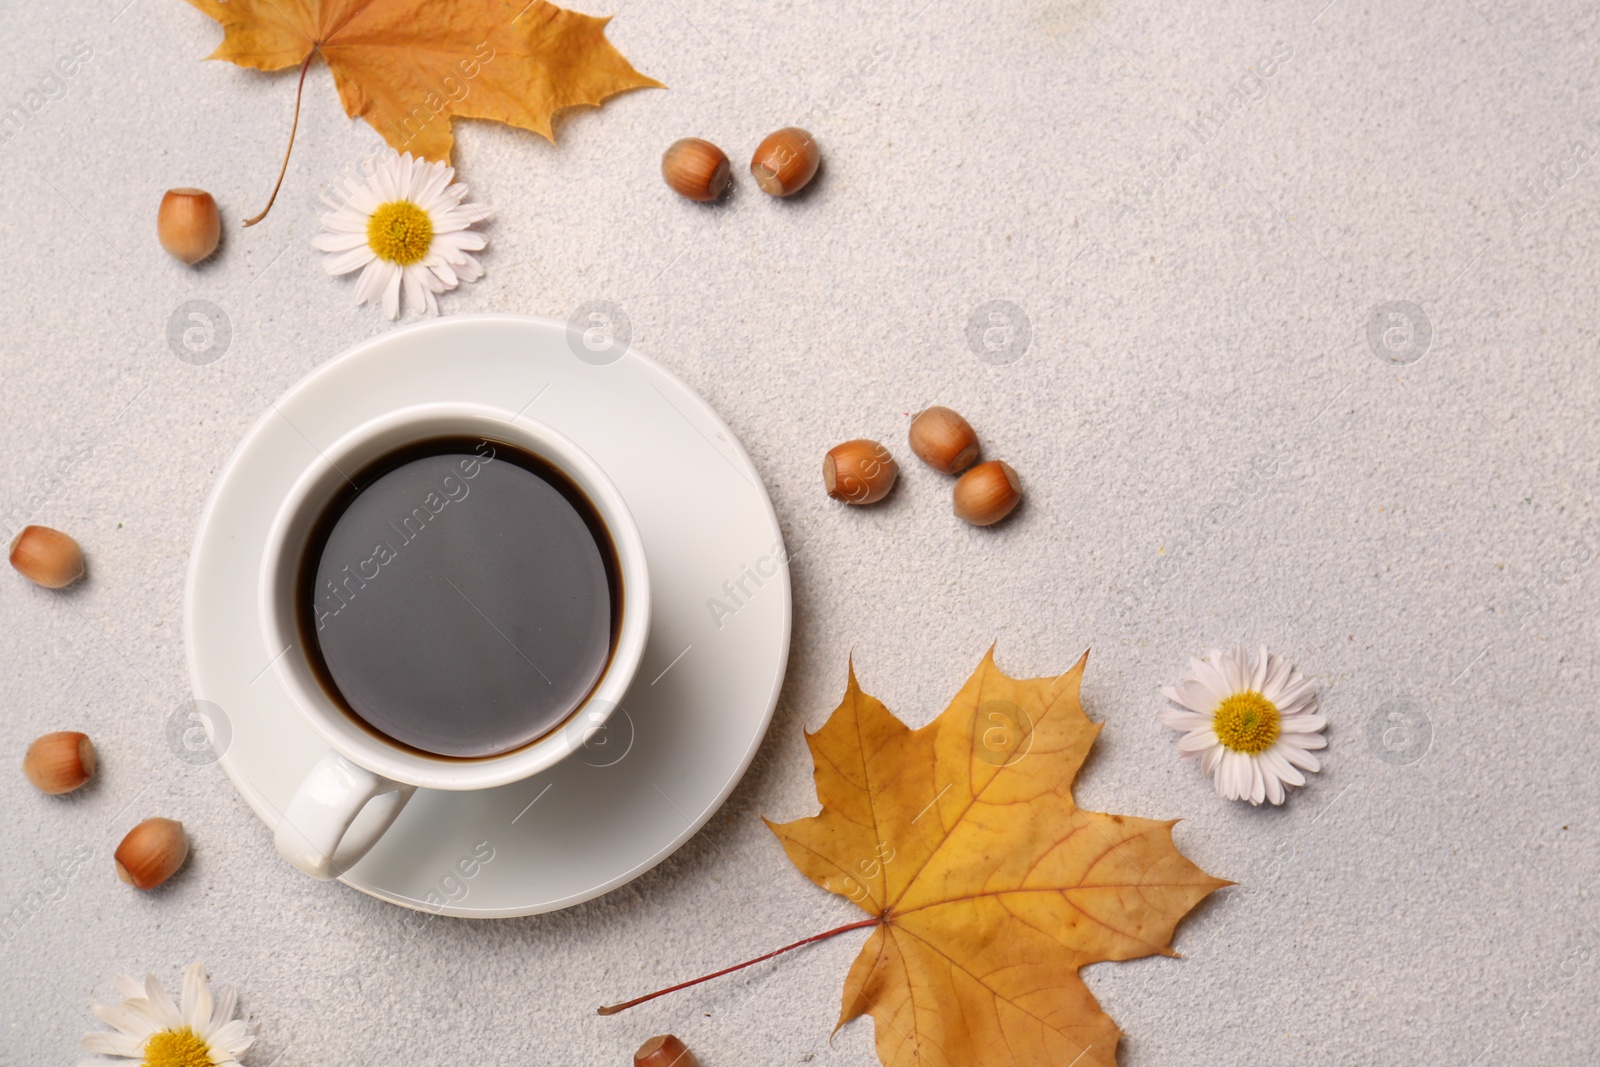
[
  {"x1": 750, "y1": 127, "x2": 820, "y2": 197},
  {"x1": 22, "y1": 731, "x2": 96, "y2": 794},
  {"x1": 115, "y1": 818, "x2": 189, "y2": 891},
  {"x1": 635, "y1": 1034, "x2": 699, "y2": 1067},
  {"x1": 157, "y1": 188, "x2": 221, "y2": 265},
  {"x1": 953, "y1": 461, "x2": 1022, "y2": 526},
  {"x1": 824, "y1": 439, "x2": 898, "y2": 505},
  {"x1": 662, "y1": 138, "x2": 731, "y2": 202},
  {"x1": 909, "y1": 406, "x2": 980, "y2": 474},
  {"x1": 9, "y1": 525, "x2": 85, "y2": 588}
]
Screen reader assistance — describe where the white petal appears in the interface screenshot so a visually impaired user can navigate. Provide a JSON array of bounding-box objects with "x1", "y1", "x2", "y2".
[
  {"x1": 1177, "y1": 729, "x2": 1217, "y2": 753},
  {"x1": 209, "y1": 987, "x2": 237, "y2": 1034},
  {"x1": 182, "y1": 964, "x2": 212, "y2": 1032},
  {"x1": 1278, "y1": 731, "x2": 1327, "y2": 750},
  {"x1": 434, "y1": 229, "x2": 487, "y2": 253},
  {"x1": 1199, "y1": 743, "x2": 1224, "y2": 778},
  {"x1": 1277, "y1": 692, "x2": 1318, "y2": 717},
  {"x1": 142, "y1": 976, "x2": 183, "y2": 1030},
  {"x1": 430, "y1": 205, "x2": 491, "y2": 231},
  {"x1": 374, "y1": 156, "x2": 399, "y2": 201},
  {"x1": 344, "y1": 184, "x2": 381, "y2": 214},
  {"x1": 1223, "y1": 646, "x2": 1251, "y2": 693},
  {"x1": 414, "y1": 165, "x2": 453, "y2": 210},
  {"x1": 99, "y1": 998, "x2": 166, "y2": 1035},
  {"x1": 354, "y1": 259, "x2": 391, "y2": 307},
  {"x1": 323, "y1": 246, "x2": 376, "y2": 276},
  {"x1": 208, "y1": 1019, "x2": 254, "y2": 1055},
  {"x1": 114, "y1": 976, "x2": 147, "y2": 1000},
  {"x1": 80, "y1": 1032, "x2": 143, "y2": 1056},
  {"x1": 1250, "y1": 646, "x2": 1269, "y2": 691},
  {"x1": 453, "y1": 254, "x2": 484, "y2": 282},
  {"x1": 1215, "y1": 751, "x2": 1241, "y2": 799},
  {"x1": 423, "y1": 254, "x2": 458, "y2": 288},
  {"x1": 1279, "y1": 712, "x2": 1326, "y2": 733},
  {"x1": 1261, "y1": 746, "x2": 1305, "y2": 788},
  {"x1": 1279, "y1": 745, "x2": 1322, "y2": 773},
  {"x1": 1157, "y1": 708, "x2": 1211, "y2": 732},
  {"x1": 1190, "y1": 654, "x2": 1232, "y2": 704},
  {"x1": 382, "y1": 264, "x2": 403, "y2": 319},
  {"x1": 403, "y1": 157, "x2": 430, "y2": 201},
  {"x1": 1261, "y1": 652, "x2": 1292, "y2": 697},
  {"x1": 401, "y1": 266, "x2": 427, "y2": 316},
  {"x1": 1166, "y1": 679, "x2": 1220, "y2": 715},
  {"x1": 89, "y1": 1003, "x2": 143, "y2": 1037},
  {"x1": 312, "y1": 230, "x2": 370, "y2": 252},
  {"x1": 412, "y1": 261, "x2": 449, "y2": 292},
  {"x1": 1249, "y1": 757, "x2": 1266, "y2": 805},
  {"x1": 1275, "y1": 675, "x2": 1317, "y2": 708},
  {"x1": 318, "y1": 207, "x2": 369, "y2": 233},
  {"x1": 1228, "y1": 751, "x2": 1252, "y2": 800},
  {"x1": 1263, "y1": 766, "x2": 1285, "y2": 805}
]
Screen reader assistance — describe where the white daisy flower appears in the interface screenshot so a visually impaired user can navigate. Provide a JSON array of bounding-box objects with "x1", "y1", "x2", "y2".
[
  {"x1": 80, "y1": 963, "x2": 254, "y2": 1067},
  {"x1": 314, "y1": 151, "x2": 491, "y2": 319},
  {"x1": 1159, "y1": 645, "x2": 1326, "y2": 806}
]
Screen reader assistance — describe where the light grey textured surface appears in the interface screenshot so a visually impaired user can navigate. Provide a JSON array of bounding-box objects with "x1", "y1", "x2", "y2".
[{"x1": 2, "y1": 0, "x2": 1598, "y2": 1063}]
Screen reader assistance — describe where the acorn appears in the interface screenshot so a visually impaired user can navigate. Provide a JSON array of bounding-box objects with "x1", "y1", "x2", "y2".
[
  {"x1": 661, "y1": 138, "x2": 731, "y2": 202},
  {"x1": 908, "y1": 406, "x2": 980, "y2": 474},
  {"x1": 750, "y1": 127, "x2": 820, "y2": 197},
  {"x1": 22, "y1": 731, "x2": 96, "y2": 794},
  {"x1": 953, "y1": 461, "x2": 1022, "y2": 526},
  {"x1": 114, "y1": 818, "x2": 189, "y2": 890},
  {"x1": 9, "y1": 525, "x2": 84, "y2": 588},
  {"x1": 634, "y1": 1034, "x2": 700, "y2": 1067},
  {"x1": 157, "y1": 188, "x2": 221, "y2": 265},
  {"x1": 824, "y1": 439, "x2": 898, "y2": 505}
]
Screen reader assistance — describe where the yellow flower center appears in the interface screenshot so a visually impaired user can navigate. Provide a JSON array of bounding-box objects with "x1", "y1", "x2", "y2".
[
  {"x1": 366, "y1": 200, "x2": 433, "y2": 265},
  {"x1": 143, "y1": 1028, "x2": 212, "y2": 1067},
  {"x1": 1212, "y1": 691, "x2": 1280, "y2": 755}
]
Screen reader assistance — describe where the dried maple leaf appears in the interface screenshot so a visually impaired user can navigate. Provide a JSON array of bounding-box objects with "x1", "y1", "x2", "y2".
[
  {"x1": 182, "y1": 0, "x2": 660, "y2": 220},
  {"x1": 766, "y1": 650, "x2": 1228, "y2": 1067}
]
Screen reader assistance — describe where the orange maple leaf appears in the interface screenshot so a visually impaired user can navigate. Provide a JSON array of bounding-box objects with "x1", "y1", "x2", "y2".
[
  {"x1": 182, "y1": 0, "x2": 661, "y2": 162},
  {"x1": 766, "y1": 650, "x2": 1228, "y2": 1067}
]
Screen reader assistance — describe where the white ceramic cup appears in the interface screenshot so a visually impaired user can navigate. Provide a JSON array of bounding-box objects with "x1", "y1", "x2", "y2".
[{"x1": 259, "y1": 402, "x2": 651, "y2": 879}]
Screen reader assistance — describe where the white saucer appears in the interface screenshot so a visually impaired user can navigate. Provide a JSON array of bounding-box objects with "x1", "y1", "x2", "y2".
[{"x1": 184, "y1": 315, "x2": 791, "y2": 916}]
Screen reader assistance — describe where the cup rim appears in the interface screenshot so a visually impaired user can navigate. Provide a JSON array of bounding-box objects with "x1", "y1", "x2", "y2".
[{"x1": 257, "y1": 401, "x2": 651, "y2": 790}]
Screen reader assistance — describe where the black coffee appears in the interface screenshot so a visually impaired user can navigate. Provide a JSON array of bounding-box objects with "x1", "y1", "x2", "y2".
[{"x1": 297, "y1": 437, "x2": 621, "y2": 758}]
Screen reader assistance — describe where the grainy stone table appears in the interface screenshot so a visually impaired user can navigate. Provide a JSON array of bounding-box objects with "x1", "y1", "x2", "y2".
[{"x1": 3, "y1": 0, "x2": 1597, "y2": 1063}]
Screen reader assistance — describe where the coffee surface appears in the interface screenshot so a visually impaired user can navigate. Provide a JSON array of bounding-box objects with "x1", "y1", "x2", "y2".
[{"x1": 301, "y1": 439, "x2": 618, "y2": 758}]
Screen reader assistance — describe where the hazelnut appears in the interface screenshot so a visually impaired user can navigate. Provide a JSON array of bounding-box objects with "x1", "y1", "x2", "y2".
[
  {"x1": 908, "y1": 406, "x2": 980, "y2": 474},
  {"x1": 635, "y1": 1034, "x2": 699, "y2": 1067},
  {"x1": 22, "y1": 731, "x2": 96, "y2": 794},
  {"x1": 750, "y1": 127, "x2": 820, "y2": 197},
  {"x1": 9, "y1": 525, "x2": 85, "y2": 588},
  {"x1": 115, "y1": 817, "x2": 189, "y2": 890},
  {"x1": 824, "y1": 439, "x2": 898, "y2": 505},
  {"x1": 953, "y1": 461, "x2": 1022, "y2": 526},
  {"x1": 157, "y1": 188, "x2": 221, "y2": 265},
  {"x1": 662, "y1": 138, "x2": 731, "y2": 202}
]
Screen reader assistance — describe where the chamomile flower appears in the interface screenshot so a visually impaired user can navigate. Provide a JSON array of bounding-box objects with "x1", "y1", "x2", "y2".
[
  {"x1": 80, "y1": 963, "x2": 253, "y2": 1067},
  {"x1": 314, "y1": 151, "x2": 491, "y2": 319},
  {"x1": 1159, "y1": 646, "x2": 1326, "y2": 806}
]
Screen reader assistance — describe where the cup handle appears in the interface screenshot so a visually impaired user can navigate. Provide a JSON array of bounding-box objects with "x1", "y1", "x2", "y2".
[{"x1": 274, "y1": 751, "x2": 416, "y2": 880}]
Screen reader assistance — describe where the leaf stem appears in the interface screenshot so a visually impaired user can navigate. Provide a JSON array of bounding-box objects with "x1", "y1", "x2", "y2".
[
  {"x1": 243, "y1": 49, "x2": 314, "y2": 227},
  {"x1": 596, "y1": 917, "x2": 881, "y2": 1016}
]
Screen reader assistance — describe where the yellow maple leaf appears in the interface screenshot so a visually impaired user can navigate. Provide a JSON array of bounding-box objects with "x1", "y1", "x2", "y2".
[
  {"x1": 182, "y1": 0, "x2": 662, "y2": 162},
  {"x1": 766, "y1": 650, "x2": 1228, "y2": 1067}
]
